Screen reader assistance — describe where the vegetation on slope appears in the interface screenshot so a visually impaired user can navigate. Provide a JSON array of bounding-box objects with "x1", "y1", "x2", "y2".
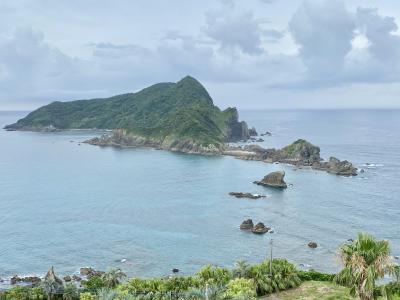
[
  {"x1": 5, "y1": 76, "x2": 249, "y2": 146},
  {"x1": 1, "y1": 234, "x2": 398, "y2": 300}
]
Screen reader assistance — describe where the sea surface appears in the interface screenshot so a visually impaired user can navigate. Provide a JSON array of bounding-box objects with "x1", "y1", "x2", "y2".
[{"x1": 0, "y1": 110, "x2": 399, "y2": 282}]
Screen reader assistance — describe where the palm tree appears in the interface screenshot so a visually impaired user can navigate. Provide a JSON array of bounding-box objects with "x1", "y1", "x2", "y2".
[
  {"x1": 101, "y1": 268, "x2": 126, "y2": 288},
  {"x1": 335, "y1": 233, "x2": 394, "y2": 300},
  {"x1": 233, "y1": 261, "x2": 251, "y2": 279}
]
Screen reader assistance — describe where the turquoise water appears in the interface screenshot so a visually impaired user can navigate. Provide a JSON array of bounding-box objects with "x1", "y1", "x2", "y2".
[{"x1": 0, "y1": 110, "x2": 399, "y2": 280}]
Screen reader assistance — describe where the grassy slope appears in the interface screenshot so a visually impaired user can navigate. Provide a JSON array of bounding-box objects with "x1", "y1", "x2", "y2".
[
  {"x1": 7, "y1": 76, "x2": 240, "y2": 146},
  {"x1": 262, "y1": 281, "x2": 400, "y2": 300},
  {"x1": 261, "y1": 281, "x2": 353, "y2": 300}
]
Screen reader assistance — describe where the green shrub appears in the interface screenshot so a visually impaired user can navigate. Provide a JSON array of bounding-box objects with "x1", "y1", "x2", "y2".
[
  {"x1": 297, "y1": 270, "x2": 335, "y2": 282},
  {"x1": 224, "y1": 278, "x2": 257, "y2": 299},
  {"x1": 248, "y1": 259, "x2": 301, "y2": 296},
  {"x1": 118, "y1": 276, "x2": 199, "y2": 296},
  {"x1": 79, "y1": 292, "x2": 97, "y2": 300},
  {"x1": 196, "y1": 265, "x2": 232, "y2": 287},
  {"x1": 1, "y1": 286, "x2": 45, "y2": 300},
  {"x1": 81, "y1": 276, "x2": 106, "y2": 291},
  {"x1": 62, "y1": 283, "x2": 79, "y2": 300},
  {"x1": 385, "y1": 282, "x2": 400, "y2": 296},
  {"x1": 4, "y1": 286, "x2": 30, "y2": 300}
]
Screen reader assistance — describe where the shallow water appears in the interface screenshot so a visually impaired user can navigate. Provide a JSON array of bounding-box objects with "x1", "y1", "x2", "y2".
[{"x1": 0, "y1": 110, "x2": 399, "y2": 280}]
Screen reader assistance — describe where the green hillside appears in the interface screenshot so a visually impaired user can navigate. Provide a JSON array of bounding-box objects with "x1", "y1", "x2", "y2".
[{"x1": 5, "y1": 76, "x2": 250, "y2": 146}]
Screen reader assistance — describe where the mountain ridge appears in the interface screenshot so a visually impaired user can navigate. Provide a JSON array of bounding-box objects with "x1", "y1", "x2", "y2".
[{"x1": 5, "y1": 76, "x2": 251, "y2": 151}]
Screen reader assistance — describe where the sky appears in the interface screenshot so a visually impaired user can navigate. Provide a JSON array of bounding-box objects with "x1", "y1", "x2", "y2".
[{"x1": 1, "y1": 0, "x2": 400, "y2": 110}]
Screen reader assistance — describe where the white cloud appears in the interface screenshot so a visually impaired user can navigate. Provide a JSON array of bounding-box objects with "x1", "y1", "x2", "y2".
[
  {"x1": 1, "y1": 0, "x2": 400, "y2": 109},
  {"x1": 204, "y1": 11, "x2": 265, "y2": 55},
  {"x1": 289, "y1": 0, "x2": 355, "y2": 81}
]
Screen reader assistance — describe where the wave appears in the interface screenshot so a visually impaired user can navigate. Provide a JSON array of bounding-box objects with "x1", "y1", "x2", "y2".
[{"x1": 361, "y1": 163, "x2": 384, "y2": 169}]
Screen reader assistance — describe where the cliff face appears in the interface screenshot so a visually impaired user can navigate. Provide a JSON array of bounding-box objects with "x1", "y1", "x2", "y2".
[
  {"x1": 223, "y1": 107, "x2": 250, "y2": 142},
  {"x1": 5, "y1": 76, "x2": 251, "y2": 147}
]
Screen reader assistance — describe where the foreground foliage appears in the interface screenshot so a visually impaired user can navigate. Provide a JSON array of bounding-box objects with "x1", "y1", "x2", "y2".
[
  {"x1": 335, "y1": 233, "x2": 394, "y2": 300},
  {"x1": 1, "y1": 233, "x2": 398, "y2": 300}
]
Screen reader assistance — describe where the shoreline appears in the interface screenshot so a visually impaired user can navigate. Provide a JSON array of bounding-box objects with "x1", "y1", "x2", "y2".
[
  {"x1": 84, "y1": 130, "x2": 359, "y2": 176},
  {"x1": 3, "y1": 127, "x2": 359, "y2": 176}
]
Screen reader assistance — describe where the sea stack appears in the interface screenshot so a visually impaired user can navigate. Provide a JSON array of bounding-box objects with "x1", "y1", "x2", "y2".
[
  {"x1": 254, "y1": 171, "x2": 287, "y2": 189},
  {"x1": 240, "y1": 219, "x2": 254, "y2": 231},
  {"x1": 251, "y1": 222, "x2": 270, "y2": 234}
]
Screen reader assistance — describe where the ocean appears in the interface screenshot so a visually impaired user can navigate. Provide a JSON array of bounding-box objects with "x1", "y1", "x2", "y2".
[{"x1": 0, "y1": 109, "x2": 399, "y2": 282}]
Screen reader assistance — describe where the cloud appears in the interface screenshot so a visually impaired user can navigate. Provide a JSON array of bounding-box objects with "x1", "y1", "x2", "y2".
[
  {"x1": 289, "y1": 0, "x2": 355, "y2": 81},
  {"x1": 0, "y1": 28, "x2": 85, "y2": 102},
  {"x1": 286, "y1": 0, "x2": 400, "y2": 89},
  {"x1": 1, "y1": 0, "x2": 400, "y2": 109},
  {"x1": 263, "y1": 29, "x2": 285, "y2": 42},
  {"x1": 356, "y1": 7, "x2": 400, "y2": 61},
  {"x1": 204, "y1": 11, "x2": 265, "y2": 55}
]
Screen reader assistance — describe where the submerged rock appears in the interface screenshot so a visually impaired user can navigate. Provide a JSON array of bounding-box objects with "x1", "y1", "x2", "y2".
[
  {"x1": 251, "y1": 222, "x2": 270, "y2": 234},
  {"x1": 240, "y1": 219, "x2": 254, "y2": 231},
  {"x1": 229, "y1": 192, "x2": 266, "y2": 199},
  {"x1": 308, "y1": 242, "x2": 318, "y2": 249},
  {"x1": 254, "y1": 171, "x2": 287, "y2": 189}
]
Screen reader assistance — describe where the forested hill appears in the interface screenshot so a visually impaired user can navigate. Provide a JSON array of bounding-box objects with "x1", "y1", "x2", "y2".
[{"x1": 5, "y1": 76, "x2": 251, "y2": 147}]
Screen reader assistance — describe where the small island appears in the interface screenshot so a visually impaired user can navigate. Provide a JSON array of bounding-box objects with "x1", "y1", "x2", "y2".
[{"x1": 4, "y1": 76, "x2": 357, "y2": 176}]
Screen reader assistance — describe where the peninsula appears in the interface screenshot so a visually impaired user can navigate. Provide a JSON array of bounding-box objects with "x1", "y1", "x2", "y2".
[{"x1": 4, "y1": 76, "x2": 357, "y2": 175}]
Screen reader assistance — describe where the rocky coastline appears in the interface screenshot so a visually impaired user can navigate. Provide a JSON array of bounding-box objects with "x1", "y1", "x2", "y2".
[
  {"x1": 224, "y1": 139, "x2": 358, "y2": 176},
  {"x1": 0, "y1": 267, "x2": 106, "y2": 289},
  {"x1": 86, "y1": 131, "x2": 358, "y2": 176},
  {"x1": 84, "y1": 129, "x2": 224, "y2": 155}
]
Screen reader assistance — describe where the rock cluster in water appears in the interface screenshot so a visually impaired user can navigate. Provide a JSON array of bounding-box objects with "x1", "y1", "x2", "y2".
[
  {"x1": 10, "y1": 275, "x2": 41, "y2": 286},
  {"x1": 226, "y1": 139, "x2": 357, "y2": 176},
  {"x1": 79, "y1": 267, "x2": 104, "y2": 278},
  {"x1": 6, "y1": 266, "x2": 105, "y2": 287},
  {"x1": 308, "y1": 242, "x2": 318, "y2": 248},
  {"x1": 229, "y1": 192, "x2": 266, "y2": 199},
  {"x1": 240, "y1": 219, "x2": 254, "y2": 230},
  {"x1": 240, "y1": 219, "x2": 271, "y2": 234},
  {"x1": 254, "y1": 171, "x2": 288, "y2": 189}
]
